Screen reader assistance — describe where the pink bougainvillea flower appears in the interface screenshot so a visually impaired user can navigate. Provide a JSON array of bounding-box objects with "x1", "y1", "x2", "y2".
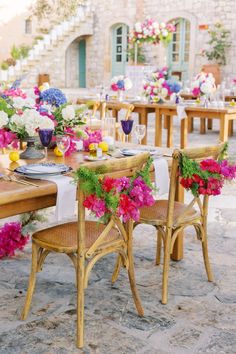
[
  {"x1": 0, "y1": 222, "x2": 29, "y2": 259},
  {"x1": 83, "y1": 194, "x2": 106, "y2": 218}
]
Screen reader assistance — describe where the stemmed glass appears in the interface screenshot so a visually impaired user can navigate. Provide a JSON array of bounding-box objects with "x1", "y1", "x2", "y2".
[
  {"x1": 121, "y1": 119, "x2": 134, "y2": 143},
  {"x1": 135, "y1": 124, "x2": 146, "y2": 144},
  {"x1": 38, "y1": 129, "x2": 54, "y2": 159},
  {"x1": 56, "y1": 135, "x2": 70, "y2": 157}
]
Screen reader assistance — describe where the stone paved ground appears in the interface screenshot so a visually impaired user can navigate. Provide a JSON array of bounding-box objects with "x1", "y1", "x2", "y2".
[{"x1": 0, "y1": 100, "x2": 236, "y2": 354}]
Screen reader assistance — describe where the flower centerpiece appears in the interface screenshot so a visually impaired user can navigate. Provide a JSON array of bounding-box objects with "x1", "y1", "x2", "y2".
[
  {"x1": 110, "y1": 75, "x2": 132, "y2": 101},
  {"x1": 143, "y1": 67, "x2": 181, "y2": 102},
  {"x1": 74, "y1": 157, "x2": 155, "y2": 223},
  {"x1": 0, "y1": 85, "x2": 55, "y2": 157},
  {"x1": 36, "y1": 85, "x2": 88, "y2": 155},
  {"x1": 179, "y1": 146, "x2": 236, "y2": 197},
  {"x1": 191, "y1": 72, "x2": 216, "y2": 106},
  {"x1": 129, "y1": 18, "x2": 175, "y2": 45}
]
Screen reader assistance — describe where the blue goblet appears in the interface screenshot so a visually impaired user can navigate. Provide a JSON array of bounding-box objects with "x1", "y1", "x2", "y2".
[
  {"x1": 39, "y1": 129, "x2": 54, "y2": 159},
  {"x1": 121, "y1": 119, "x2": 134, "y2": 142}
]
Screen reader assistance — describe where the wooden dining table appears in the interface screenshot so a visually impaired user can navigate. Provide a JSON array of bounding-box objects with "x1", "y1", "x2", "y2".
[
  {"x1": 77, "y1": 97, "x2": 236, "y2": 148},
  {"x1": 0, "y1": 145, "x2": 184, "y2": 261}
]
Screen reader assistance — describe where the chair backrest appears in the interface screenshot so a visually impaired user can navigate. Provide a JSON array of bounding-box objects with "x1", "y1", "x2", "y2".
[
  {"x1": 104, "y1": 102, "x2": 134, "y2": 120},
  {"x1": 90, "y1": 101, "x2": 101, "y2": 118},
  {"x1": 77, "y1": 152, "x2": 150, "y2": 253},
  {"x1": 166, "y1": 143, "x2": 226, "y2": 227}
]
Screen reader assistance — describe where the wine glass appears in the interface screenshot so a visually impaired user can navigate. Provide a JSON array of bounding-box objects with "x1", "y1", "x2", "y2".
[
  {"x1": 135, "y1": 124, "x2": 146, "y2": 145},
  {"x1": 56, "y1": 135, "x2": 70, "y2": 157},
  {"x1": 38, "y1": 129, "x2": 54, "y2": 159},
  {"x1": 121, "y1": 119, "x2": 134, "y2": 143}
]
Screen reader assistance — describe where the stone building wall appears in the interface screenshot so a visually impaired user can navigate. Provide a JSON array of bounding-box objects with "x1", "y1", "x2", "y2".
[{"x1": 1, "y1": 0, "x2": 236, "y2": 87}]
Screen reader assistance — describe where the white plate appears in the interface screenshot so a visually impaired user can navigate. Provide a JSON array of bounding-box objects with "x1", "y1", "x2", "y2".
[
  {"x1": 84, "y1": 155, "x2": 109, "y2": 161},
  {"x1": 120, "y1": 149, "x2": 161, "y2": 156},
  {"x1": 15, "y1": 163, "x2": 71, "y2": 176}
]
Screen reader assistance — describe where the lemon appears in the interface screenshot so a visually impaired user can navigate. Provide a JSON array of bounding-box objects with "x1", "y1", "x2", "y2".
[
  {"x1": 54, "y1": 146, "x2": 63, "y2": 157},
  {"x1": 98, "y1": 141, "x2": 109, "y2": 152},
  {"x1": 9, "y1": 151, "x2": 20, "y2": 162},
  {"x1": 89, "y1": 143, "x2": 96, "y2": 151},
  {"x1": 9, "y1": 161, "x2": 20, "y2": 170}
]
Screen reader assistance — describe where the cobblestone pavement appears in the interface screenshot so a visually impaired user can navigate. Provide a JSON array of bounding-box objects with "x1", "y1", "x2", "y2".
[{"x1": 0, "y1": 109, "x2": 236, "y2": 354}]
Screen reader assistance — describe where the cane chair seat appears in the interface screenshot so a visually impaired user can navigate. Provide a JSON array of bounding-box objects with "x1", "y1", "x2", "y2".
[
  {"x1": 139, "y1": 200, "x2": 199, "y2": 226},
  {"x1": 33, "y1": 221, "x2": 121, "y2": 253}
]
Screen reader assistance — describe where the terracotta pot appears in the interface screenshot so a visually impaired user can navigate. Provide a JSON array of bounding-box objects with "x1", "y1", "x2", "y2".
[{"x1": 201, "y1": 64, "x2": 221, "y2": 86}]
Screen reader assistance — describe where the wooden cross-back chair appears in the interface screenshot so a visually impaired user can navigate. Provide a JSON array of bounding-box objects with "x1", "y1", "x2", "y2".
[
  {"x1": 105, "y1": 102, "x2": 135, "y2": 121},
  {"x1": 136, "y1": 143, "x2": 225, "y2": 304},
  {"x1": 21, "y1": 153, "x2": 150, "y2": 348},
  {"x1": 112, "y1": 143, "x2": 225, "y2": 305}
]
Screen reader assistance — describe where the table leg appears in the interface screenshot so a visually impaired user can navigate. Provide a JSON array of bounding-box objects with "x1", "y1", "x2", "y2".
[
  {"x1": 207, "y1": 119, "x2": 213, "y2": 130},
  {"x1": 228, "y1": 120, "x2": 233, "y2": 137},
  {"x1": 220, "y1": 114, "x2": 229, "y2": 142},
  {"x1": 112, "y1": 109, "x2": 118, "y2": 120},
  {"x1": 200, "y1": 118, "x2": 206, "y2": 134},
  {"x1": 167, "y1": 115, "x2": 173, "y2": 148},
  {"x1": 188, "y1": 117, "x2": 194, "y2": 133},
  {"x1": 155, "y1": 108, "x2": 162, "y2": 146},
  {"x1": 164, "y1": 116, "x2": 168, "y2": 129},
  {"x1": 140, "y1": 108, "x2": 148, "y2": 145},
  {"x1": 180, "y1": 118, "x2": 188, "y2": 148}
]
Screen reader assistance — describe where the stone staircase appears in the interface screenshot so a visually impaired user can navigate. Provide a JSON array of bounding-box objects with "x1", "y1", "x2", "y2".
[{"x1": 0, "y1": 1, "x2": 94, "y2": 87}]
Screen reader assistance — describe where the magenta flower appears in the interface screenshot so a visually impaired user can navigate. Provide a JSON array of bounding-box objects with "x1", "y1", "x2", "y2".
[
  {"x1": 0, "y1": 222, "x2": 29, "y2": 259},
  {"x1": 83, "y1": 194, "x2": 106, "y2": 218},
  {"x1": 0, "y1": 128, "x2": 18, "y2": 149}
]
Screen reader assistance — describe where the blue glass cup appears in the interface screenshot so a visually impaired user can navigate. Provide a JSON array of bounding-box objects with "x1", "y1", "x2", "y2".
[
  {"x1": 121, "y1": 119, "x2": 134, "y2": 142},
  {"x1": 39, "y1": 129, "x2": 54, "y2": 159}
]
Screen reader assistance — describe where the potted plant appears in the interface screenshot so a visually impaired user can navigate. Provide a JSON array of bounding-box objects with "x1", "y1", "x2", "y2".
[{"x1": 202, "y1": 23, "x2": 231, "y2": 84}]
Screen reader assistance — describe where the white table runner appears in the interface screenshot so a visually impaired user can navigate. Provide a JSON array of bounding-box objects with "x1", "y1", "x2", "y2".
[
  {"x1": 41, "y1": 175, "x2": 77, "y2": 221},
  {"x1": 153, "y1": 157, "x2": 170, "y2": 196}
]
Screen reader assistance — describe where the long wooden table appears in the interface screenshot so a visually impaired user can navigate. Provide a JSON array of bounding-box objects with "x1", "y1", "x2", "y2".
[
  {"x1": 77, "y1": 98, "x2": 236, "y2": 148},
  {"x1": 0, "y1": 146, "x2": 184, "y2": 261}
]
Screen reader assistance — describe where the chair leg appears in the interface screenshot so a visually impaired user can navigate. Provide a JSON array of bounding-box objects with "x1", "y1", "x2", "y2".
[
  {"x1": 155, "y1": 229, "x2": 162, "y2": 265},
  {"x1": 127, "y1": 222, "x2": 144, "y2": 316},
  {"x1": 161, "y1": 230, "x2": 172, "y2": 305},
  {"x1": 201, "y1": 235, "x2": 213, "y2": 282},
  {"x1": 21, "y1": 242, "x2": 39, "y2": 320},
  {"x1": 76, "y1": 254, "x2": 85, "y2": 348},
  {"x1": 111, "y1": 255, "x2": 122, "y2": 284}
]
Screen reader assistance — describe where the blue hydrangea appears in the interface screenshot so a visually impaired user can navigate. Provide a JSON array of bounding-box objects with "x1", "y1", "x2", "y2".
[
  {"x1": 117, "y1": 80, "x2": 125, "y2": 90},
  {"x1": 40, "y1": 88, "x2": 67, "y2": 107},
  {"x1": 166, "y1": 80, "x2": 181, "y2": 93}
]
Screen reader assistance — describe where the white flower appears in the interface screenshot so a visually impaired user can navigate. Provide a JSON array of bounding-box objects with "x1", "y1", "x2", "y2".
[
  {"x1": 201, "y1": 82, "x2": 213, "y2": 94},
  {"x1": 152, "y1": 21, "x2": 159, "y2": 29},
  {"x1": 38, "y1": 116, "x2": 54, "y2": 130},
  {"x1": 10, "y1": 114, "x2": 25, "y2": 127},
  {"x1": 160, "y1": 22, "x2": 166, "y2": 29},
  {"x1": 161, "y1": 87, "x2": 168, "y2": 98},
  {"x1": 161, "y1": 29, "x2": 168, "y2": 37},
  {"x1": 0, "y1": 111, "x2": 8, "y2": 128},
  {"x1": 159, "y1": 78, "x2": 165, "y2": 85},
  {"x1": 124, "y1": 78, "x2": 132, "y2": 90},
  {"x1": 62, "y1": 105, "x2": 76, "y2": 121},
  {"x1": 12, "y1": 97, "x2": 26, "y2": 109},
  {"x1": 134, "y1": 22, "x2": 142, "y2": 32}
]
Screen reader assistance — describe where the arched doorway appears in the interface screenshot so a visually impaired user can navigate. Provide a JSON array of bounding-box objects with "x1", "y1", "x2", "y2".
[
  {"x1": 111, "y1": 23, "x2": 129, "y2": 77},
  {"x1": 168, "y1": 18, "x2": 190, "y2": 81},
  {"x1": 65, "y1": 37, "x2": 87, "y2": 88}
]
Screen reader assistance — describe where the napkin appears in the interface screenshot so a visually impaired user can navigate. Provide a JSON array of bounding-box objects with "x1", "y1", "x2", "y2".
[
  {"x1": 153, "y1": 157, "x2": 170, "y2": 196},
  {"x1": 42, "y1": 175, "x2": 77, "y2": 221},
  {"x1": 177, "y1": 105, "x2": 187, "y2": 122}
]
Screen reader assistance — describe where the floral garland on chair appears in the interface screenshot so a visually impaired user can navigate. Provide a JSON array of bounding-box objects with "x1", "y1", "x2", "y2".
[
  {"x1": 0, "y1": 212, "x2": 46, "y2": 259},
  {"x1": 179, "y1": 145, "x2": 236, "y2": 197},
  {"x1": 73, "y1": 157, "x2": 155, "y2": 223}
]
